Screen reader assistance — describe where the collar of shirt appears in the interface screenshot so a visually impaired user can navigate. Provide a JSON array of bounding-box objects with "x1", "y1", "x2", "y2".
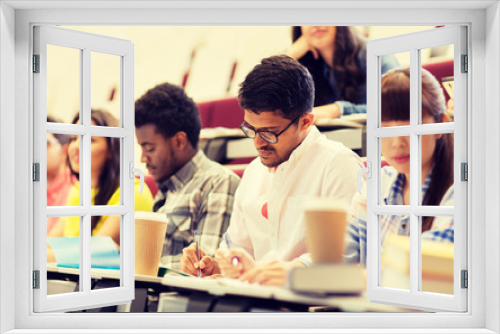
[
  {"x1": 383, "y1": 167, "x2": 434, "y2": 205},
  {"x1": 157, "y1": 150, "x2": 205, "y2": 194},
  {"x1": 267, "y1": 126, "x2": 322, "y2": 175}
]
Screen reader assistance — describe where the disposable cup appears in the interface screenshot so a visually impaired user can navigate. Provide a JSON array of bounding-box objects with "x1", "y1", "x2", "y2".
[
  {"x1": 304, "y1": 198, "x2": 348, "y2": 263},
  {"x1": 134, "y1": 211, "x2": 168, "y2": 276}
]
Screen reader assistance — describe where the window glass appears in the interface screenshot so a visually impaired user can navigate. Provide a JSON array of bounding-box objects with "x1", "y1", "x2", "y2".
[
  {"x1": 47, "y1": 44, "x2": 80, "y2": 124},
  {"x1": 91, "y1": 52, "x2": 121, "y2": 127},
  {"x1": 420, "y1": 216, "x2": 454, "y2": 295}
]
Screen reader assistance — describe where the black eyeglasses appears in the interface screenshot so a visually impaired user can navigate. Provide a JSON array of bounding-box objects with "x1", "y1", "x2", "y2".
[{"x1": 240, "y1": 114, "x2": 304, "y2": 144}]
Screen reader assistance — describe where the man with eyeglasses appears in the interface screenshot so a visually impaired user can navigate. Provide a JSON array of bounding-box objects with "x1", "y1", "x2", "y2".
[{"x1": 180, "y1": 55, "x2": 362, "y2": 285}]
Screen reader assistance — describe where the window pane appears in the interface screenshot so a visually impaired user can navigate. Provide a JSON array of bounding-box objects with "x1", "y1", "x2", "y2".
[
  {"x1": 91, "y1": 52, "x2": 121, "y2": 127},
  {"x1": 421, "y1": 44, "x2": 454, "y2": 124},
  {"x1": 380, "y1": 51, "x2": 410, "y2": 128},
  {"x1": 420, "y1": 216, "x2": 454, "y2": 295},
  {"x1": 90, "y1": 136, "x2": 121, "y2": 206},
  {"x1": 90, "y1": 215, "x2": 121, "y2": 291},
  {"x1": 380, "y1": 227, "x2": 410, "y2": 291},
  {"x1": 47, "y1": 216, "x2": 81, "y2": 296},
  {"x1": 47, "y1": 45, "x2": 80, "y2": 124},
  {"x1": 420, "y1": 134, "x2": 454, "y2": 206},
  {"x1": 380, "y1": 136, "x2": 410, "y2": 205},
  {"x1": 47, "y1": 132, "x2": 78, "y2": 208}
]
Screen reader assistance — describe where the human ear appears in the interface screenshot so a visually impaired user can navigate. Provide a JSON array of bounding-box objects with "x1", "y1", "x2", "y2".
[
  {"x1": 300, "y1": 113, "x2": 315, "y2": 130},
  {"x1": 173, "y1": 131, "x2": 188, "y2": 151}
]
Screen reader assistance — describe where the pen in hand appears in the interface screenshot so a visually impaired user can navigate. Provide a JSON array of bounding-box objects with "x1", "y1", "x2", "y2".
[
  {"x1": 224, "y1": 233, "x2": 240, "y2": 267},
  {"x1": 194, "y1": 229, "x2": 201, "y2": 278}
]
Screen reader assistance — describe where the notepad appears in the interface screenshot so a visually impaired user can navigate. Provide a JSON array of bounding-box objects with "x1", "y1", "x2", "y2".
[
  {"x1": 161, "y1": 275, "x2": 277, "y2": 298},
  {"x1": 48, "y1": 237, "x2": 120, "y2": 270}
]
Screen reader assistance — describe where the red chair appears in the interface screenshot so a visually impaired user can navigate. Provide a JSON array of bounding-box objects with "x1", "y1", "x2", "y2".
[
  {"x1": 144, "y1": 175, "x2": 158, "y2": 198},
  {"x1": 136, "y1": 174, "x2": 159, "y2": 198},
  {"x1": 197, "y1": 100, "x2": 213, "y2": 128},
  {"x1": 208, "y1": 97, "x2": 244, "y2": 129}
]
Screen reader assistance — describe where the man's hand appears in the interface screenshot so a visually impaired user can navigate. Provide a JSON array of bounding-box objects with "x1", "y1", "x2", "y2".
[
  {"x1": 238, "y1": 260, "x2": 306, "y2": 287},
  {"x1": 179, "y1": 243, "x2": 220, "y2": 277},
  {"x1": 217, "y1": 247, "x2": 255, "y2": 278}
]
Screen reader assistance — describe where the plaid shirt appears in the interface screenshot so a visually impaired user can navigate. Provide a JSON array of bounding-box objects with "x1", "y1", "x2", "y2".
[
  {"x1": 344, "y1": 166, "x2": 454, "y2": 265},
  {"x1": 153, "y1": 150, "x2": 240, "y2": 269}
]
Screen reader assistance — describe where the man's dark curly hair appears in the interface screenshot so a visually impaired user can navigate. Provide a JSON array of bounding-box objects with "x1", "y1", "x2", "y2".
[
  {"x1": 238, "y1": 55, "x2": 315, "y2": 120},
  {"x1": 135, "y1": 82, "x2": 201, "y2": 148}
]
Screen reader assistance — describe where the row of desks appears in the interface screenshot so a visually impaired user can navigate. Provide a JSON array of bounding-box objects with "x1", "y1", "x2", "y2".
[
  {"x1": 200, "y1": 116, "x2": 367, "y2": 163},
  {"x1": 47, "y1": 264, "x2": 419, "y2": 313}
]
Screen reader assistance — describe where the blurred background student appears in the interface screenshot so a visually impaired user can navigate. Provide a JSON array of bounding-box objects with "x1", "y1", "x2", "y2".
[
  {"x1": 46, "y1": 116, "x2": 76, "y2": 234},
  {"x1": 343, "y1": 68, "x2": 454, "y2": 265},
  {"x1": 288, "y1": 26, "x2": 399, "y2": 122},
  {"x1": 49, "y1": 109, "x2": 153, "y2": 245}
]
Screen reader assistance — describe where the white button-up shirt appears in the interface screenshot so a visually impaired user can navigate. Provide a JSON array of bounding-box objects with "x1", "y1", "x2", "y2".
[{"x1": 221, "y1": 126, "x2": 363, "y2": 265}]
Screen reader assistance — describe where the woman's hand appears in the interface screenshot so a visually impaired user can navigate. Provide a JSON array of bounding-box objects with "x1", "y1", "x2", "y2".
[
  {"x1": 287, "y1": 35, "x2": 319, "y2": 60},
  {"x1": 312, "y1": 103, "x2": 342, "y2": 123}
]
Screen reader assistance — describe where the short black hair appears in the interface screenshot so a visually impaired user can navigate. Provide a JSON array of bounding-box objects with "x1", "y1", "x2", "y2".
[
  {"x1": 47, "y1": 115, "x2": 70, "y2": 145},
  {"x1": 238, "y1": 55, "x2": 315, "y2": 120},
  {"x1": 135, "y1": 82, "x2": 201, "y2": 148}
]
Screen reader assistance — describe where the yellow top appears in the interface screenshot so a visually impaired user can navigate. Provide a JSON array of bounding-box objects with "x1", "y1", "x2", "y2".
[{"x1": 63, "y1": 178, "x2": 154, "y2": 237}]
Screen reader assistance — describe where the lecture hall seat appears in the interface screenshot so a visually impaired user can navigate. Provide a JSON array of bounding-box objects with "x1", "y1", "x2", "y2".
[{"x1": 422, "y1": 59, "x2": 454, "y2": 101}]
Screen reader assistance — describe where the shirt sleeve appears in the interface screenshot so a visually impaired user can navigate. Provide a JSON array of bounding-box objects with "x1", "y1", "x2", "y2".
[
  {"x1": 218, "y1": 172, "x2": 255, "y2": 258},
  {"x1": 337, "y1": 100, "x2": 367, "y2": 116},
  {"x1": 343, "y1": 183, "x2": 368, "y2": 265},
  {"x1": 422, "y1": 186, "x2": 454, "y2": 243},
  {"x1": 194, "y1": 174, "x2": 241, "y2": 260}
]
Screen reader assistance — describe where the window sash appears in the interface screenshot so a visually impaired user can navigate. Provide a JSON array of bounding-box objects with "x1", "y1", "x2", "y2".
[
  {"x1": 366, "y1": 25, "x2": 468, "y2": 312},
  {"x1": 33, "y1": 25, "x2": 135, "y2": 313}
]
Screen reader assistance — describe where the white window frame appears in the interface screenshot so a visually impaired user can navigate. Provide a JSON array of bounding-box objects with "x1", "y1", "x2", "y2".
[
  {"x1": 0, "y1": 2, "x2": 498, "y2": 333},
  {"x1": 365, "y1": 26, "x2": 467, "y2": 312},
  {"x1": 33, "y1": 25, "x2": 136, "y2": 312}
]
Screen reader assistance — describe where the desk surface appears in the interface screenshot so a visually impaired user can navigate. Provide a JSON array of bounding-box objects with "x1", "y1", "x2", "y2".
[
  {"x1": 47, "y1": 263, "x2": 163, "y2": 284},
  {"x1": 46, "y1": 264, "x2": 420, "y2": 313},
  {"x1": 160, "y1": 275, "x2": 418, "y2": 313}
]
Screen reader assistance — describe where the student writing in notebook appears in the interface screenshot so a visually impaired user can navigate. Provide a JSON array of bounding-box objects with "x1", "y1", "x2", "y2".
[
  {"x1": 343, "y1": 68, "x2": 455, "y2": 265},
  {"x1": 180, "y1": 55, "x2": 362, "y2": 286},
  {"x1": 135, "y1": 83, "x2": 240, "y2": 269}
]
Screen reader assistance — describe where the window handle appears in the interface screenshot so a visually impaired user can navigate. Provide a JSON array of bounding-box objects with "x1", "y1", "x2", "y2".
[
  {"x1": 129, "y1": 162, "x2": 144, "y2": 194},
  {"x1": 357, "y1": 162, "x2": 372, "y2": 194}
]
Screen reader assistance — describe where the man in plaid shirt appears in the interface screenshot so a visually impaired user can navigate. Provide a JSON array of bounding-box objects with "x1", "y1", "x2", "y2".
[{"x1": 135, "y1": 83, "x2": 240, "y2": 269}]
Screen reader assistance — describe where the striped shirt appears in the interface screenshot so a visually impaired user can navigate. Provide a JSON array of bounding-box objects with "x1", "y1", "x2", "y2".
[
  {"x1": 153, "y1": 150, "x2": 240, "y2": 269},
  {"x1": 344, "y1": 166, "x2": 454, "y2": 265}
]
